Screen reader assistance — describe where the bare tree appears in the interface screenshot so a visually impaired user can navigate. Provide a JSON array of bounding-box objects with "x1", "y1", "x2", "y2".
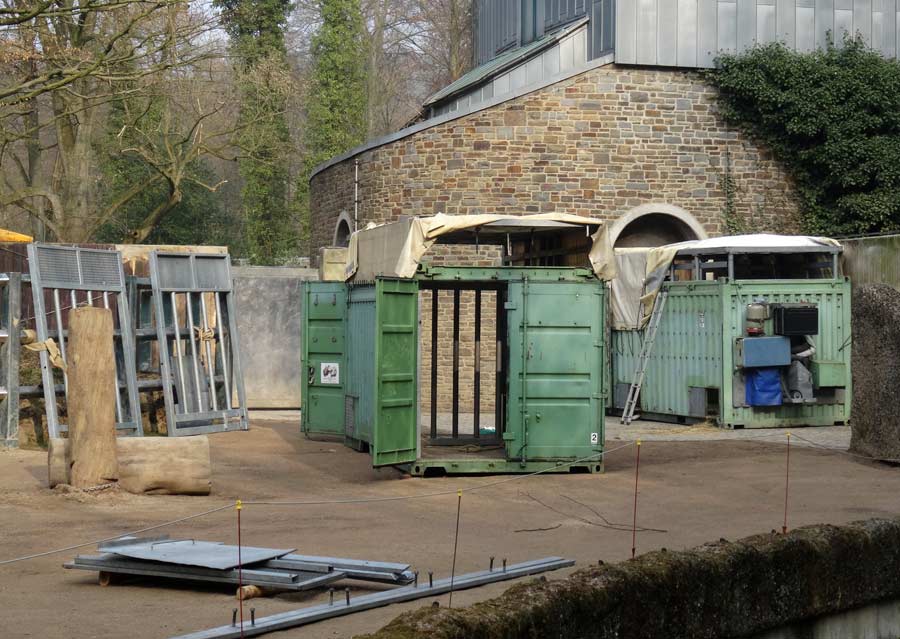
[
  {"x1": 289, "y1": 0, "x2": 473, "y2": 139},
  {"x1": 0, "y1": 0, "x2": 229, "y2": 241}
]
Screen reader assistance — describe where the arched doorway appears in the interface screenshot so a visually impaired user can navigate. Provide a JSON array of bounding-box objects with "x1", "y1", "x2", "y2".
[
  {"x1": 610, "y1": 203, "x2": 707, "y2": 248},
  {"x1": 333, "y1": 212, "x2": 353, "y2": 247}
]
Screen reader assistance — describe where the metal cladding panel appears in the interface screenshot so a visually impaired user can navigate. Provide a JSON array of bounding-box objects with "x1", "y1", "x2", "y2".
[
  {"x1": 759, "y1": 1, "x2": 778, "y2": 43},
  {"x1": 840, "y1": 234, "x2": 900, "y2": 288},
  {"x1": 372, "y1": 279, "x2": 418, "y2": 467},
  {"x1": 618, "y1": 0, "x2": 899, "y2": 67},
  {"x1": 797, "y1": 3, "x2": 817, "y2": 51},
  {"x1": 855, "y1": 0, "x2": 873, "y2": 42},
  {"x1": 617, "y1": 0, "x2": 638, "y2": 61},
  {"x1": 346, "y1": 285, "x2": 376, "y2": 445},
  {"x1": 738, "y1": 0, "x2": 757, "y2": 51},
  {"x1": 816, "y1": 0, "x2": 834, "y2": 48},
  {"x1": 591, "y1": 0, "x2": 617, "y2": 57},
  {"x1": 777, "y1": 0, "x2": 796, "y2": 45},
  {"x1": 699, "y1": 0, "x2": 719, "y2": 65},
  {"x1": 546, "y1": 0, "x2": 589, "y2": 27},
  {"x1": 301, "y1": 282, "x2": 347, "y2": 436},
  {"x1": 506, "y1": 279, "x2": 605, "y2": 461},
  {"x1": 659, "y1": 0, "x2": 680, "y2": 62},
  {"x1": 722, "y1": 280, "x2": 852, "y2": 427},
  {"x1": 678, "y1": 0, "x2": 700, "y2": 64},
  {"x1": 636, "y1": 0, "x2": 659, "y2": 64},
  {"x1": 640, "y1": 283, "x2": 723, "y2": 418}
]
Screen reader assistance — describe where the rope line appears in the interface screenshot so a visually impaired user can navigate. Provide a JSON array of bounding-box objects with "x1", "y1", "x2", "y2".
[
  {"x1": 0, "y1": 443, "x2": 635, "y2": 567},
  {"x1": 242, "y1": 442, "x2": 635, "y2": 507},
  {"x1": 0, "y1": 503, "x2": 234, "y2": 567},
  {"x1": 0, "y1": 435, "x2": 893, "y2": 569}
]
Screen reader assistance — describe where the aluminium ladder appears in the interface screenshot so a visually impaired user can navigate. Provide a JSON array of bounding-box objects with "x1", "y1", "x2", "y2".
[{"x1": 621, "y1": 288, "x2": 669, "y2": 425}]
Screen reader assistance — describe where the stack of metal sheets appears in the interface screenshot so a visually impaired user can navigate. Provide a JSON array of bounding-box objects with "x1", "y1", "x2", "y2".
[{"x1": 64, "y1": 536, "x2": 415, "y2": 591}]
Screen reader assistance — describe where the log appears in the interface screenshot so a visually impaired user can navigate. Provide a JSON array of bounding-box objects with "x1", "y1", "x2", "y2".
[
  {"x1": 47, "y1": 436, "x2": 211, "y2": 495},
  {"x1": 48, "y1": 437, "x2": 69, "y2": 488},
  {"x1": 67, "y1": 307, "x2": 118, "y2": 489},
  {"x1": 236, "y1": 585, "x2": 275, "y2": 601},
  {"x1": 116, "y1": 436, "x2": 211, "y2": 495}
]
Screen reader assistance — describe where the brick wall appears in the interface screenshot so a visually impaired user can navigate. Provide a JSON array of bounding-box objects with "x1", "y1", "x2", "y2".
[{"x1": 309, "y1": 63, "x2": 803, "y2": 261}]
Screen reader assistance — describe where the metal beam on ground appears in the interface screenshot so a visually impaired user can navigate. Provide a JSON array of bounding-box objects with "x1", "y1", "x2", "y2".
[{"x1": 169, "y1": 557, "x2": 575, "y2": 639}]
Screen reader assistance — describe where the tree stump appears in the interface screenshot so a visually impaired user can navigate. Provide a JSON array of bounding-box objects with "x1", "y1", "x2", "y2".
[{"x1": 67, "y1": 307, "x2": 118, "y2": 489}]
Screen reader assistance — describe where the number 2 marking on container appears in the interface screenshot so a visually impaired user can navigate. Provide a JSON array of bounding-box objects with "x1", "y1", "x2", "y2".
[{"x1": 590, "y1": 432, "x2": 599, "y2": 444}]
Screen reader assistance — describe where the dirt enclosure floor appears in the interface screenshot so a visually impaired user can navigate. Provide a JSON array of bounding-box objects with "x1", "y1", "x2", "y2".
[{"x1": 1, "y1": 416, "x2": 899, "y2": 639}]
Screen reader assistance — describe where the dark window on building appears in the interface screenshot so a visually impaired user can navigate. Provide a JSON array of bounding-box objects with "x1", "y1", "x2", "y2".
[
  {"x1": 544, "y1": 0, "x2": 587, "y2": 31},
  {"x1": 474, "y1": 0, "x2": 613, "y2": 66}
]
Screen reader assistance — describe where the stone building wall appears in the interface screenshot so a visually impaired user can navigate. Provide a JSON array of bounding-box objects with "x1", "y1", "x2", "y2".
[
  {"x1": 310, "y1": 62, "x2": 804, "y2": 427},
  {"x1": 309, "y1": 63, "x2": 803, "y2": 259}
]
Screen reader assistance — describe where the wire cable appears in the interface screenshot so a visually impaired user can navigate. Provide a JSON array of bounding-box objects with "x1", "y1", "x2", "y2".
[
  {"x1": 0, "y1": 503, "x2": 234, "y2": 567},
  {"x1": 243, "y1": 442, "x2": 635, "y2": 507},
  {"x1": 0, "y1": 443, "x2": 635, "y2": 567}
]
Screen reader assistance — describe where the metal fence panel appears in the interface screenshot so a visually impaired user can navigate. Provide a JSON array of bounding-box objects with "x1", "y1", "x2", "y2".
[
  {"x1": 27, "y1": 244, "x2": 142, "y2": 438},
  {"x1": 150, "y1": 252, "x2": 248, "y2": 436}
]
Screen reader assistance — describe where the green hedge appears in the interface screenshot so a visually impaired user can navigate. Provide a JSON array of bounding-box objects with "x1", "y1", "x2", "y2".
[{"x1": 709, "y1": 38, "x2": 900, "y2": 236}]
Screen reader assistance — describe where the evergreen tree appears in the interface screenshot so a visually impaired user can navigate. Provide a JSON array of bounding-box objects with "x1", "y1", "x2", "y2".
[
  {"x1": 297, "y1": 0, "x2": 368, "y2": 248},
  {"x1": 216, "y1": 0, "x2": 295, "y2": 263}
]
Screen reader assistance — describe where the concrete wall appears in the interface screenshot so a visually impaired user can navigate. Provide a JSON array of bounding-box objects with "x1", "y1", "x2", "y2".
[
  {"x1": 233, "y1": 266, "x2": 318, "y2": 409},
  {"x1": 752, "y1": 599, "x2": 900, "y2": 639},
  {"x1": 310, "y1": 63, "x2": 803, "y2": 267}
]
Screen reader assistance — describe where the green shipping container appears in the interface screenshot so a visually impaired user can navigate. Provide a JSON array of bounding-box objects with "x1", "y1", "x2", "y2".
[
  {"x1": 612, "y1": 278, "x2": 852, "y2": 428},
  {"x1": 302, "y1": 267, "x2": 608, "y2": 474}
]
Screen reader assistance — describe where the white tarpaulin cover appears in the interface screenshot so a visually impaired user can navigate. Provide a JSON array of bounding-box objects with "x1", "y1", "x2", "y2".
[
  {"x1": 614, "y1": 234, "x2": 842, "y2": 330},
  {"x1": 343, "y1": 213, "x2": 617, "y2": 281},
  {"x1": 611, "y1": 248, "x2": 649, "y2": 329}
]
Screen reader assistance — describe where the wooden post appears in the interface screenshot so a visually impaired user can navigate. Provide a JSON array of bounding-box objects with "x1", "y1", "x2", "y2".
[{"x1": 67, "y1": 306, "x2": 118, "y2": 489}]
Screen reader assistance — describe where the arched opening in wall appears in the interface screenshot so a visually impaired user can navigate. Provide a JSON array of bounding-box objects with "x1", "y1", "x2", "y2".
[
  {"x1": 333, "y1": 216, "x2": 352, "y2": 247},
  {"x1": 613, "y1": 212, "x2": 700, "y2": 248}
]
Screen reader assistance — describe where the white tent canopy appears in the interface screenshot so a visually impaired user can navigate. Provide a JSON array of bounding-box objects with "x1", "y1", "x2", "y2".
[
  {"x1": 612, "y1": 234, "x2": 842, "y2": 330},
  {"x1": 343, "y1": 213, "x2": 617, "y2": 281}
]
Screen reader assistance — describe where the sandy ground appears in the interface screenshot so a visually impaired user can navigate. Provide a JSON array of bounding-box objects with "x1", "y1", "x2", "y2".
[{"x1": 0, "y1": 415, "x2": 897, "y2": 639}]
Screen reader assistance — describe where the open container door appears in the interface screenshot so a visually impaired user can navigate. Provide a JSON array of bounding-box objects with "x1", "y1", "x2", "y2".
[
  {"x1": 372, "y1": 278, "x2": 418, "y2": 467},
  {"x1": 506, "y1": 278, "x2": 605, "y2": 463},
  {"x1": 301, "y1": 282, "x2": 347, "y2": 436}
]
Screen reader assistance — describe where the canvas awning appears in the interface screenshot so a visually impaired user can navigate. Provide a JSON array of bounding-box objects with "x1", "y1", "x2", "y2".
[
  {"x1": 343, "y1": 213, "x2": 617, "y2": 281},
  {"x1": 613, "y1": 234, "x2": 842, "y2": 330}
]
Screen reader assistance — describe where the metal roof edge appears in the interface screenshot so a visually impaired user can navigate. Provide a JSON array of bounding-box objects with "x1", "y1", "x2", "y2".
[
  {"x1": 309, "y1": 52, "x2": 616, "y2": 182},
  {"x1": 422, "y1": 16, "x2": 590, "y2": 108}
]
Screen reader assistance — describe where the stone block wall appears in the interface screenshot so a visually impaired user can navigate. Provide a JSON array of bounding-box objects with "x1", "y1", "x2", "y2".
[
  {"x1": 418, "y1": 245, "x2": 502, "y2": 419},
  {"x1": 361, "y1": 518, "x2": 900, "y2": 639},
  {"x1": 310, "y1": 62, "x2": 805, "y2": 434},
  {"x1": 309, "y1": 63, "x2": 803, "y2": 262}
]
